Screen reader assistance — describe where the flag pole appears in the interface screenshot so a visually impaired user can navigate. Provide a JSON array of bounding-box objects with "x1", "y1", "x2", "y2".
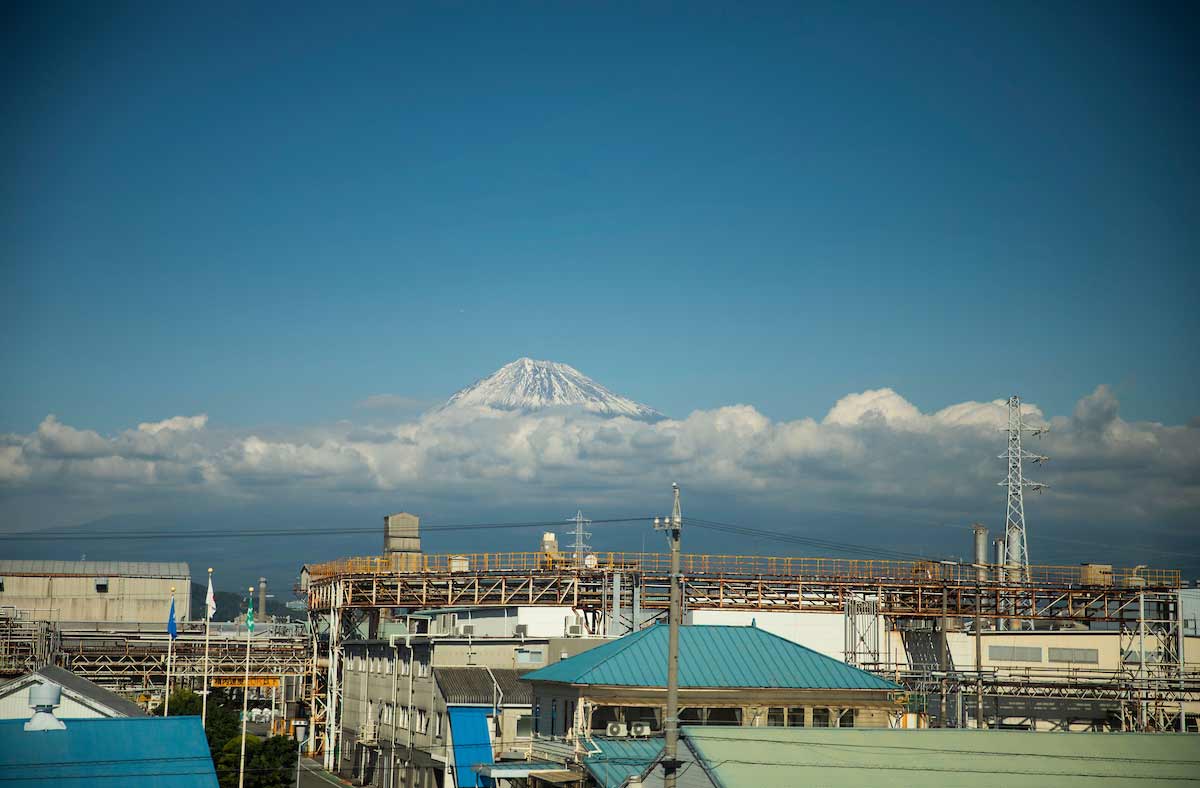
[
  {"x1": 238, "y1": 587, "x2": 254, "y2": 788},
  {"x1": 202, "y1": 568, "x2": 213, "y2": 727},
  {"x1": 164, "y1": 586, "x2": 175, "y2": 717}
]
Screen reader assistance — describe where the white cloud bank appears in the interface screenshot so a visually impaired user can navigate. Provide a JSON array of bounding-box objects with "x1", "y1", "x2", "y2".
[{"x1": 1, "y1": 386, "x2": 1197, "y2": 529}]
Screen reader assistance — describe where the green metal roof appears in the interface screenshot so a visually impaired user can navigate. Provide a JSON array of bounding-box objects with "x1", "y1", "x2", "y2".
[
  {"x1": 521, "y1": 624, "x2": 898, "y2": 690},
  {"x1": 682, "y1": 727, "x2": 1200, "y2": 788},
  {"x1": 583, "y1": 737, "x2": 664, "y2": 788}
]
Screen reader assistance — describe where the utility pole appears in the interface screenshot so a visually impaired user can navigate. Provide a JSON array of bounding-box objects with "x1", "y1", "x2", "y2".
[{"x1": 655, "y1": 483, "x2": 683, "y2": 788}]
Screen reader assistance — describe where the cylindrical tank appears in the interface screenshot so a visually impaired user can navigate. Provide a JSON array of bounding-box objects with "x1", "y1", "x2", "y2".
[{"x1": 973, "y1": 524, "x2": 989, "y2": 583}]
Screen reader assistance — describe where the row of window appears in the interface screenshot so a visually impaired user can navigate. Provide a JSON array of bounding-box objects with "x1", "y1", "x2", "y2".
[
  {"x1": 368, "y1": 702, "x2": 441, "y2": 737},
  {"x1": 348, "y1": 654, "x2": 429, "y2": 677},
  {"x1": 988, "y1": 645, "x2": 1100, "y2": 664},
  {"x1": 765, "y1": 707, "x2": 855, "y2": 728}
]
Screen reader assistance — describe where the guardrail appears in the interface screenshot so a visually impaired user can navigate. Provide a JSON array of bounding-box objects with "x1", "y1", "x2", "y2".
[{"x1": 305, "y1": 552, "x2": 1180, "y2": 587}]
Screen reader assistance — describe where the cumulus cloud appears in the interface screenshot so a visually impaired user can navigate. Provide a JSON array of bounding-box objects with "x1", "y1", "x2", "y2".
[{"x1": 1, "y1": 388, "x2": 1196, "y2": 534}]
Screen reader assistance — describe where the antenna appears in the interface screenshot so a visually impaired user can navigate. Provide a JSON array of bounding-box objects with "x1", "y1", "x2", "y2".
[
  {"x1": 998, "y1": 395, "x2": 1048, "y2": 604},
  {"x1": 565, "y1": 509, "x2": 591, "y2": 567}
]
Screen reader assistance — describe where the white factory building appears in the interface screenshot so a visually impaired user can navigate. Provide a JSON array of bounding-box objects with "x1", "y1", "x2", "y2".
[{"x1": 0, "y1": 560, "x2": 190, "y2": 623}]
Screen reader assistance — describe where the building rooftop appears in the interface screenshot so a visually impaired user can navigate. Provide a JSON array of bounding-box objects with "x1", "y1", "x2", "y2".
[
  {"x1": 0, "y1": 715, "x2": 217, "y2": 787},
  {"x1": 435, "y1": 666, "x2": 532, "y2": 705},
  {"x1": 0, "y1": 665, "x2": 147, "y2": 718},
  {"x1": 682, "y1": 727, "x2": 1200, "y2": 787},
  {"x1": 0, "y1": 560, "x2": 190, "y2": 578},
  {"x1": 521, "y1": 624, "x2": 899, "y2": 690}
]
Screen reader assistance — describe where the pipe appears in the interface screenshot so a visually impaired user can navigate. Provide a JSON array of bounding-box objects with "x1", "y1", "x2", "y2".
[{"x1": 993, "y1": 538, "x2": 1006, "y2": 584}]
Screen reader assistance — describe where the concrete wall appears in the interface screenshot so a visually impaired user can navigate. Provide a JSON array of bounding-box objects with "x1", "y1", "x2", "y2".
[
  {"x1": 684, "y1": 609, "x2": 882, "y2": 662},
  {"x1": 0, "y1": 573, "x2": 190, "y2": 623}
]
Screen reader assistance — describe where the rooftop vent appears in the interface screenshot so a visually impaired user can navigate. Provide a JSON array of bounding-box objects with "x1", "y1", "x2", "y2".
[{"x1": 25, "y1": 683, "x2": 66, "y2": 731}]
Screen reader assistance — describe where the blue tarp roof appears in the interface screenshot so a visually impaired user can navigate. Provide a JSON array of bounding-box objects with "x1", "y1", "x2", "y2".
[
  {"x1": 447, "y1": 706, "x2": 494, "y2": 788},
  {"x1": 523, "y1": 624, "x2": 899, "y2": 689},
  {"x1": 0, "y1": 716, "x2": 218, "y2": 787}
]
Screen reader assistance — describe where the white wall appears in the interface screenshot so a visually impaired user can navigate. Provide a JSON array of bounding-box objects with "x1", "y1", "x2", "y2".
[{"x1": 684, "y1": 610, "x2": 862, "y2": 661}]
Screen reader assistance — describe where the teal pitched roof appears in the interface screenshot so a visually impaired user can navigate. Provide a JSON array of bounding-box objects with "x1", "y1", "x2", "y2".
[
  {"x1": 583, "y1": 737, "x2": 664, "y2": 788},
  {"x1": 522, "y1": 625, "x2": 898, "y2": 690}
]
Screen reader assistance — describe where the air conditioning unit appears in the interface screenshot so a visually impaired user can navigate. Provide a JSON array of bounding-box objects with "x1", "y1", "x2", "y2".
[
  {"x1": 605, "y1": 722, "x2": 627, "y2": 737},
  {"x1": 628, "y1": 721, "x2": 652, "y2": 738},
  {"x1": 565, "y1": 624, "x2": 583, "y2": 637},
  {"x1": 458, "y1": 625, "x2": 475, "y2": 636},
  {"x1": 514, "y1": 624, "x2": 529, "y2": 637}
]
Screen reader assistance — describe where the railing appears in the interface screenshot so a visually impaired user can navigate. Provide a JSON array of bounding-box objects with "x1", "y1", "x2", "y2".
[{"x1": 305, "y1": 552, "x2": 1180, "y2": 588}]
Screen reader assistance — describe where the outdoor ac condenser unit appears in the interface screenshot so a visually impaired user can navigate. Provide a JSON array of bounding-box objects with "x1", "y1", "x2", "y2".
[
  {"x1": 514, "y1": 624, "x2": 529, "y2": 637},
  {"x1": 459, "y1": 625, "x2": 474, "y2": 636},
  {"x1": 606, "y1": 722, "x2": 628, "y2": 737},
  {"x1": 566, "y1": 624, "x2": 584, "y2": 637},
  {"x1": 628, "y1": 721, "x2": 652, "y2": 738}
]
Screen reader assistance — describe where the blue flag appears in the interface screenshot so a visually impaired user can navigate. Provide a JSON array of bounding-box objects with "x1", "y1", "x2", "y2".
[{"x1": 167, "y1": 597, "x2": 178, "y2": 640}]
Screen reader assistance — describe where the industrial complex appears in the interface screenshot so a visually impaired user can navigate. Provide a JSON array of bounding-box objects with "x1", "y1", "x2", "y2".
[{"x1": 2, "y1": 397, "x2": 1199, "y2": 787}]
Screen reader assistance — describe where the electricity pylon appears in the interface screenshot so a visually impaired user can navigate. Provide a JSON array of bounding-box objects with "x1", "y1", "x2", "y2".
[{"x1": 999, "y1": 395, "x2": 1048, "y2": 588}]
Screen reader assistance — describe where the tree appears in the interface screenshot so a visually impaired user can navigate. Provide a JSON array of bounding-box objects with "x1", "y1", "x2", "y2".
[{"x1": 215, "y1": 733, "x2": 298, "y2": 788}]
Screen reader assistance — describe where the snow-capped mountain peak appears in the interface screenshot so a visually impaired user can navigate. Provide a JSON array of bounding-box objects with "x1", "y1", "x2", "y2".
[{"x1": 443, "y1": 358, "x2": 663, "y2": 419}]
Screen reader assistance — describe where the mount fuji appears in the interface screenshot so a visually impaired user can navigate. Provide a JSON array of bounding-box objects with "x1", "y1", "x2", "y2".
[{"x1": 442, "y1": 358, "x2": 663, "y2": 420}]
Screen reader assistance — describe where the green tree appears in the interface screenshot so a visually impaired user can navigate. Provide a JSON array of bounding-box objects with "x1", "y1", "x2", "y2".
[{"x1": 215, "y1": 733, "x2": 298, "y2": 788}]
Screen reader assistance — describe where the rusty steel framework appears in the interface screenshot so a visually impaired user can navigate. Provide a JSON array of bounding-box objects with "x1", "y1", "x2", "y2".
[
  {"x1": 0, "y1": 619, "x2": 310, "y2": 694},
  {"x1": 303, "y1": 551, "x2": 1191, "y2": 756}
]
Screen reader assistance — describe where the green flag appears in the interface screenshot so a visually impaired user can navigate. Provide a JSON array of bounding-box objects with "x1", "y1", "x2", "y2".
[{"x1": 246, "y1": 596, "x2": 254, "y2": 633}]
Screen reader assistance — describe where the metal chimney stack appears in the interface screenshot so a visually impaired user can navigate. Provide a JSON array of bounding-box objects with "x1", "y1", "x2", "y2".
[
  {"x1": 972, "y1": 524, "x2": 989, "y2": 583},
  {"x1": 25, "y1": 683, "x2": 66, "y2": 731},
  {"x1": 258, "y1": 577, "x2": 267, "y2": 624}
]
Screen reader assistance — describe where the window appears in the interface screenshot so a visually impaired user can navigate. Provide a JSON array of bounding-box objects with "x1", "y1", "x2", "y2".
[
  {"x1": 382, "y1": 704, "x2": 392, "y2": 725},
  {"x1": 989, "y1": 645, "x2": 1043, "y2": 662},
  {"x1": 417, "y1": 710, "x2": 428, "y2": 733},
  {"x1": 1048, "y1": 647, "x2": 1099, "y2": 664},
  {"x1": 705, "y1": 708, "x2": 742, "y2": 726},
  {"x1": 837, "y1": 709, "x2": 855, "y2": 728},
  {"x1": 435, "y1": 712, "x2": 443, "y2": 738},
  {"x1": 679, "y1": 707, "x2": 703, "y2": 725},
  {"x1": 418, "y1": 658, "x2": 430, "y2": 678},
  {"x1": 812, "y1": 708, "x2": 831, "y2": 728},
  {"x1": 551, "y1": 700, "x2": 558, "y2": 736},
  {"x1": 0, "y1": 577, "x2": 6, "y2": 593},
  {"x1": 787, "y1": 708, "x2": 806, "y2": 727},
  {"x1": 767, "y1": 707, "x2": 785, "y2": 726},
  {"x1": 516, "y1": 714, "x2": 533, "y2": 738},
  {"x1": 95, "y1": 578, "x2": 109, "y2": 593},
  {"x1": 591, "y1": 706, "x2": 620, "y2": 732},
  {"x1": 401, "y1": 656, "x2": 410, "y2": 676},
  {"x1": 516, "y1": 648, "x2": 544, "y2": 665}
]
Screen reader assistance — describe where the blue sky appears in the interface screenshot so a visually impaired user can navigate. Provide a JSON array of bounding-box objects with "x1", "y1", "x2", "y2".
[
  {"x1": 3, "y1": 2, "x2": 1197, "y2": 433},
  {"x1": 2, "y1": 3, "x2": 1199, "y2": 582}
]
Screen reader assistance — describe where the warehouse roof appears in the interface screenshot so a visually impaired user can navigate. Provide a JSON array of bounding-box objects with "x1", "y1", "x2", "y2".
[
  {"x1": 521, "y1": 625, "x2": 898, "y2": 690},
  {"x1": 0, "y1": 666, "x2": 146, "y2": 718},
  {"x1": 0, "y1": 560, "x2": 190, "y2": 578},
  {"x1": 435, "y1": 667, "x2": 532, "y2": 705},
  {"x1": 682, "y1": 727, "x2": 1200, "y2": 787},
  {"x1": 0, "y1": 715, "x2": 217, "y2": 787}
]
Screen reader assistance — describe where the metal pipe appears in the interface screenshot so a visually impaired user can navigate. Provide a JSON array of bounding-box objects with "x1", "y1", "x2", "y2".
[{"x1": 658, "y1": 484, "x2": 683, "y2": 788}]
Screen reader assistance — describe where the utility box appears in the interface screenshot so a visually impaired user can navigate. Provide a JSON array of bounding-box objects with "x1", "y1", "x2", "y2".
[
  {"x1": 1080, "y1": 563, "x2": 1113, "y2": 586},
  {"x1": 448, "y1": 555, "x2": 470, "y2": 573}
]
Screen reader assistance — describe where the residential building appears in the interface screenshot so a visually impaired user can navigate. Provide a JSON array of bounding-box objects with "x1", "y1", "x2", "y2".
[
  {"x1": 0, "y1": 560, "x2": 191, "y2": 623},
  {"x1": 0, "y1": 682, "x2": 216, "y2": 787},
  {"x1": 525, "y1": 623, "x2": 902, "y2": 747},
  {"x1": 0, "y1": 665, "x2": 146, "y2": 719},
  {"x1": 336, "y1": 606, "x2": 611, "y2": 788}
]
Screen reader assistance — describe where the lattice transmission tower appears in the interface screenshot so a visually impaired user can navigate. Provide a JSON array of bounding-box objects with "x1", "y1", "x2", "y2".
[
  {"x1": 999, "y1": 395, "x2": 1048, "y2": 586},
  {"x1": 566, "y1": 509, "x2": 592, "y2": 566}
]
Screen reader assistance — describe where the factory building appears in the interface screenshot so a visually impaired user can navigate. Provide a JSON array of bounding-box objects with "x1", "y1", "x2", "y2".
[
  {"x1": 0, "y1": 561, "x2": 190, "y2": 623},
  {"x1": 0, "y1": 665, "x2": 146, "y2": 719}
]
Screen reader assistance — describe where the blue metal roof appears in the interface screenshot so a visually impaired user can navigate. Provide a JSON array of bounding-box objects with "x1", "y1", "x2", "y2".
[
  {"x1": 0, "y1": 715, "x2": 217, "y2": 787},
  {"x1": 522, "y1": 624, "x2": 899, "y2": 690},
  {"x1": 447, "y1": 706, "x2": 495, "y2": 788}
]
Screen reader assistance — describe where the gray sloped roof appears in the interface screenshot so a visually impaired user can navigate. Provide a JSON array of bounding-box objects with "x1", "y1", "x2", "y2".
[
  {"x1": 435, "y1": 667, "x2": 531, "y2": 705},
  {"x1": 0, "y1": 665, "x2": 147, "y2": 717},
  {"x1": 0, "y1": 560, "x2": 190, "y2": 578}
]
